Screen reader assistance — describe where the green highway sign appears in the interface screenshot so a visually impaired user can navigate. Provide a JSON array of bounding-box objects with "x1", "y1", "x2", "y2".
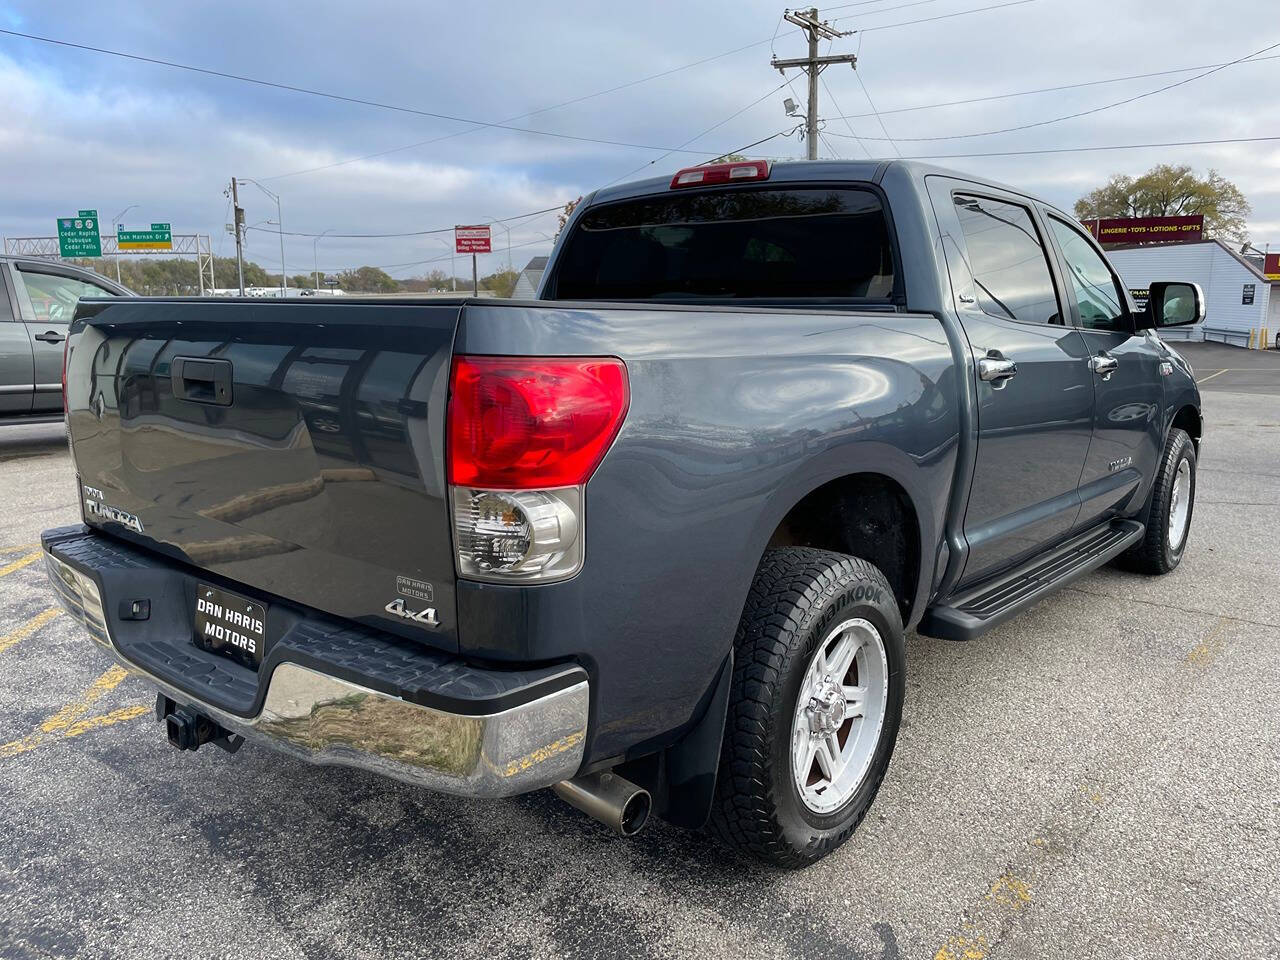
[
  {"x1": 56, "y1": 209, "x2": 101, "y2": 258},
  {"x1": 117, "y1": 222, "x2": 173, "y2": 251}
]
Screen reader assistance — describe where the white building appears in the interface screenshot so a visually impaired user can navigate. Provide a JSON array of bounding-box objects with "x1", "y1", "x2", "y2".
[
  {"x1": 1106, "y1": 239, "x2": 1277, "y2": 346},
  {"x1": 512, "y1": 256, "x2": 549, "y2": 300}
]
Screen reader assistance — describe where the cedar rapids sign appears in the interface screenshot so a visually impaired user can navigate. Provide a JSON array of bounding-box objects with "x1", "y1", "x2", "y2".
[{"x1": 1082, "y1": 214, "x2": 1205, "y2": 245}]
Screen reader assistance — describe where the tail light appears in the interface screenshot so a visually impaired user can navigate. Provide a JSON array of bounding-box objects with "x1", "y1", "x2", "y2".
[
  {"x1": 670, "y1": 160, "x2": 770, "y2": 189},
  {"x1": 447, "y1": 356, "x2": 628, "y2": 582}
]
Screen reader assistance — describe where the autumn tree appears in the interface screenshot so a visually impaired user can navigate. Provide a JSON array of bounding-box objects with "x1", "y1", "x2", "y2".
[{"x1": 1074, "y1": 164, "x2": 1250, "y2": 244}]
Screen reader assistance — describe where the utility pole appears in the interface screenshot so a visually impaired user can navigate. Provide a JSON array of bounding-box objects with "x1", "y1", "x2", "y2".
[
  {"x1": 229, "y1": 177, "x2": 246, "y2": 295},
  {"x1": 771, "y1": 8, "x2": 857, "y2": 160}
]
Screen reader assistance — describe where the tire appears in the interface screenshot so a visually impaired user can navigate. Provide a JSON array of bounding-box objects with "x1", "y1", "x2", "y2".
[
  {"x1": 708, "y1": 547, "x2": 905, "y2": 867},
  {"x1": 1115, "y1": 427, "x2": 1196, "y2": 575}
]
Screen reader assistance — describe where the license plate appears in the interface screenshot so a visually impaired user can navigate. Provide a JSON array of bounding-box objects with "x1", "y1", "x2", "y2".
[{"x1": 194, "y1": 584, "x2": 267, "y2": 668}]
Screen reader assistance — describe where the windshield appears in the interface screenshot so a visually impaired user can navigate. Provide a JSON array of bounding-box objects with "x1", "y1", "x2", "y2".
[{"x1": 550, "y1": 186, "x2": 895, "y2": 302}]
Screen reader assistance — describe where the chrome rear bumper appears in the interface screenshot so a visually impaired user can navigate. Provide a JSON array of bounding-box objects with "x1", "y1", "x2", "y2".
[{"x1": 44, "y1": 545, "x2": 589, "y2": 798}]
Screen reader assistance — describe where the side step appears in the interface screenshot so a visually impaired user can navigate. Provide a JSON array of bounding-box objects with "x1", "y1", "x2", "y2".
[{"x1": 919, "y1": 519, "x2": 1144, "y2": 641}]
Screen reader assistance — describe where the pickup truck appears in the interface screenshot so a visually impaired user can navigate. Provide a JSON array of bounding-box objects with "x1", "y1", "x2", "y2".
[
  {"x1": 0, "y1": 255, "x2": 131, "y2": 421},
  {"x1": 42, "y1": 160, "x2": 1204, "y2": 867}
]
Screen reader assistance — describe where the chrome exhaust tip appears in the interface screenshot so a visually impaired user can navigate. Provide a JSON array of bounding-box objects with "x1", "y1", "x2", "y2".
[{"x1": 553, "y1": 771, "x2": 652, "y2": 837}]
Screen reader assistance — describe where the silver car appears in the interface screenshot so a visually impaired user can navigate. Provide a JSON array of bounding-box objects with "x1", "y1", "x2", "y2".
[{"x1": 0, "y1": 256, "x2": 131, "y2": 421}]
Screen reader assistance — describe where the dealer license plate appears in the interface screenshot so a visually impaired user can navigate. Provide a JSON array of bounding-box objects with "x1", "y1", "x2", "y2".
[{"x1": 194, "y1": 583, "x2": 267, "y2": 668}]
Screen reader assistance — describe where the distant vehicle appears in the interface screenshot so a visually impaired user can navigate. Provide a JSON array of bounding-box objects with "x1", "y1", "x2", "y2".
[
  {"x1": 0, "y1": 256, "x2": 131, "y2": 421},
  {"x1": 44, "y1": 160, "x2": 1204, "y2": 867}
]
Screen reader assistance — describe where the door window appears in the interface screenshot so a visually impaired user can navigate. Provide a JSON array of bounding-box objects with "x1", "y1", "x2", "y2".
[
  {"x1": 17, "y1": 269, "x2": 116, "y2": 324},
  {"x1": 954, "y1": 194, "x2": 1062, "y2": 326},
  {"x1": 1046, "y1": 217, "x2": 1127, "y2": 332}
]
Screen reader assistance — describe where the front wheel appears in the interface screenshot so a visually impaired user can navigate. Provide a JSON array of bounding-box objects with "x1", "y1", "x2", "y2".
[
  {"x1": 1116, "y1": 427, "x2": 1197, "y2": 575},
  {"x1": 708, "y1": 547, "x2": 905, "y2": 867}
]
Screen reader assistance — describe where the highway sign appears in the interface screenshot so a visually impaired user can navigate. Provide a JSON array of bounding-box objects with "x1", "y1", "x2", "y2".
[
  {"x1": 455, "y1": 225, "x2": 491, "y2": 254},
  {"x1": 118, "y1": 223, "x2": 173, "y2": 251},
  {"x1": 56, "y1": 209, "x2": 102, "y2": 258}
]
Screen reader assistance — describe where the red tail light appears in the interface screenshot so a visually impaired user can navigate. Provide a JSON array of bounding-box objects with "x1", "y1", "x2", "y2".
[{"x1": 447, "y1": 356, "x2": 629, "y2": 489}]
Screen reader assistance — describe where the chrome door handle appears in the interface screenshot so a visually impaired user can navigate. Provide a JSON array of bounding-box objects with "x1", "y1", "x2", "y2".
[
  {"x1": 1090, "y1": 355, "x2": 1119, "y2": 380},
  {"x1": 978, "y1": 357, "x2": 1018, "y2": 387}
]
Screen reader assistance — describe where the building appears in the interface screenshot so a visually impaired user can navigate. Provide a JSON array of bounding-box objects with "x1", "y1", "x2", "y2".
[
  {"x1": 512, "y1": 256, "x2": 549, "y2": 300},
  {"x1": 1106, "y1": 239, "x2": 1277, "y2": 346}
]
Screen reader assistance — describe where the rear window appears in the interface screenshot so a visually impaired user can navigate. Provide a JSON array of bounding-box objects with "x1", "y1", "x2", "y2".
[{"x1": 550, "y1": 186, "x2": 895, "y2": 302}]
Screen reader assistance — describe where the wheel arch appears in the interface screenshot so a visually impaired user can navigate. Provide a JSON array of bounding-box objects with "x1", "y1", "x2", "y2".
[{"x1": 1170, "y1": 403, "x2": 1202, "y2": 450}]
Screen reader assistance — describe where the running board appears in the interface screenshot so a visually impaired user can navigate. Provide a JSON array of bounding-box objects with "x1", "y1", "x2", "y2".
[{"x1": 919, "y1": 519, "x2": 1144, "y2": 641}]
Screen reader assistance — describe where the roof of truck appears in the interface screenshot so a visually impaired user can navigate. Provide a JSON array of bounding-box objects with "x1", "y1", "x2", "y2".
[{"x1": 590, "y1": 159, "x2": 1029, "y2": 207}]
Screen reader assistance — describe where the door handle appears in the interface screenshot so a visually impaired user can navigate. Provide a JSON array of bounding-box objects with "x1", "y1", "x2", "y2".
[
  {"x1": 172, "y1": 357, "x2": 233, "y2": 406},
  {"x1": 1089, "y1": 355, "x2": 1119, "y2": 381},
  {"x1": 978, "y1": 357, "x2": 1018, "y2": 388},
  {"x1": 34, "y1": 330, "x2": 66, "y2": 343}
]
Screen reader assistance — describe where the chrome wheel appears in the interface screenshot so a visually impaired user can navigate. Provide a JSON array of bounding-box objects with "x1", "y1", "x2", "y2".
[
  {"x1": 791, "y1": 618, "x2": 889, "y2": 815},
  {"x1": 1168, "y1": 458, "x2": 1192, "y2": 551}
]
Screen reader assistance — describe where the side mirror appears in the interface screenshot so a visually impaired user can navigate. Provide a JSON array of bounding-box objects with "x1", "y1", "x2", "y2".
[{"x1": 1141, "y1": 281, "x2": 1205, "y2": 329}]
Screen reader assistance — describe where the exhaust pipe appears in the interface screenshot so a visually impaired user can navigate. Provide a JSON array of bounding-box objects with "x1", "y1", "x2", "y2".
[{"x1": 553, "y1": 771, "x2": 652, "y2": 837}]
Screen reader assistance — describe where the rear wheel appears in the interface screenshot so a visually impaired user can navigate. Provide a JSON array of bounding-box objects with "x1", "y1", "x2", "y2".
[
  {"x1": 709, "y1": 547, "x2": 905, "y2": 867},
  {"x1": 1116, "y1": 427, "x2": 1196, "y2": 575}
]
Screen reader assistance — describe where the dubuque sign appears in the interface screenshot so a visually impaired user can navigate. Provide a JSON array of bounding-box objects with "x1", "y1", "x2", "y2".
[{"x1": 56, "y1": 210, "x2": 102, "y2": 258}]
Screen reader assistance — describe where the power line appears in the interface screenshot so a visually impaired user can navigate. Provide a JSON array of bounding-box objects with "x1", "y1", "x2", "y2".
[
  {"x1": 830, "y1": 39, "x2": 1280, "y2": 142},
  {"x1": 819, "y1": 73, "x2": 873, "y2": 158},
  {"x1": 828, "y1": 53, "x2": 1280, "y2": 123},
  {"x1": 244, "y1": 204, "x2": 565, "y2": 239},
  {"x1": 853, "y1": 68, "x2": 901, "y2": 156},
  {"x1": 836, "y1": 0, "x2": 1042, "y2": 32}
]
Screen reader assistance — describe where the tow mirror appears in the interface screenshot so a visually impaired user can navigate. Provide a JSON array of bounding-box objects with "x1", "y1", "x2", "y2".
[{"x1": 1141, "y1": 281, "x2": 1205, "y2": 329}]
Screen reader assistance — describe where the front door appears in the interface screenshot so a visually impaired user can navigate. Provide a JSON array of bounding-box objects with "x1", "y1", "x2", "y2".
[
  {"x1": 1043, "y1": 214, "x2": 1166, "y2": 529},
  {"x1": 0, "y1": 265, "x2": 34, "y2": 414},
  {"x1": 931, "y1": 182, "x2": 1095, "y2": 588}
]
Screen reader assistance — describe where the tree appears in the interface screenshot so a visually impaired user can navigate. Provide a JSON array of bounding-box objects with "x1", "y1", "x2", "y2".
[
  {"x1": 1074, "y1": 164, "x2": 1251, "y2": 244},
  {"x1": 554, "y1": 196, "x2": 583, "y2": 242},
  {"x1": 480, "y1": 268, "x2": 519, "y2": 298},
  {"x1": 338, "y1": 266, "x2": 399, "y2": 293}
]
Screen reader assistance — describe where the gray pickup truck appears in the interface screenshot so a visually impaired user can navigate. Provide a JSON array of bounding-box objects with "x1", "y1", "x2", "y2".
[
  {"x1": 43, "y1": 160, "x2": 1203, "y2": 866},
  {"x1": 0, "y1": 256, "x2": 130, "y2": 420}
]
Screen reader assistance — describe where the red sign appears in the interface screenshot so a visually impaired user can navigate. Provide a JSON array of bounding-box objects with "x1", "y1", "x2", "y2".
[
  {"x1": 1082, "y1": 215, "x2": 1204, "y2": 245},
  {"x1": 1264, "y1": 253, "x2": 1280, "y2": 281},
  {"x1": 455, "y1": 225, "x2": 491, "y2": 254}
]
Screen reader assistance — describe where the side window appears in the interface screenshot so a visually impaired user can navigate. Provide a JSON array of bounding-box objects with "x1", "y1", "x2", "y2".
[
  {"x1": 953, "y1": 194, "x2": 1062, "y2": 325},
  {"x1": 1046, "y1": 217, "x2": 1126, "y2": 332},
  {"x1": 17, "y1": 270, "x2": 115, "y2": 324}
]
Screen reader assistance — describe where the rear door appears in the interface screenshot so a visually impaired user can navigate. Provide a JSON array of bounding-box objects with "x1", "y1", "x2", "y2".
[
  {"x1": 929, "y1": 179, "x2": 1095, "y2": 587},
  {"x1": 1042, "y1": 213, "x2": 1165, "y2": 529},
  {"x1": 13, "y1": 264, "x2": 121, "y2": 411},
  {"x1": 0, "y1": 264, "x2": 34, "y2": 414}
]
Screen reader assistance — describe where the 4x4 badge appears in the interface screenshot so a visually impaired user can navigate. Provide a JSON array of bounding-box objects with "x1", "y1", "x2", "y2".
[{"x1": 384, "y1": 598, "x2": 439, "y2": 628}]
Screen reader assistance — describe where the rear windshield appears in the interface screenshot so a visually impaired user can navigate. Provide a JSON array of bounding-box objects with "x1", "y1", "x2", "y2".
[{"x1": 549, "y1": 186, "x2": 895, "y2": 302}]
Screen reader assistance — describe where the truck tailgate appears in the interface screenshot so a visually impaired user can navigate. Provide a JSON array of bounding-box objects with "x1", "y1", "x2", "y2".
[{"x1": 65, "y1": 298, "x2": 461, "y2": 650}]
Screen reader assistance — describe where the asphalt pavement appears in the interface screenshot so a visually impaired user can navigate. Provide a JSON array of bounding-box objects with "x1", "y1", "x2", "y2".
[{"x1": 0, "y1": 369, "x2": 1277, "y2": 959}]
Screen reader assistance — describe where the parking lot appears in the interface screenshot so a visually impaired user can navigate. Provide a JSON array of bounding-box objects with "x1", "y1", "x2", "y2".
[{"x1": 0, "y1": 341, "x2": 1276, "y2": 960}]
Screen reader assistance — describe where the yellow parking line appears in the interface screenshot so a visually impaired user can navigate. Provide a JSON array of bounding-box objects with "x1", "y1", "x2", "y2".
[
  {"x1": 1, "y1": 665, "x2": 144, "y2": 759},
  {"x1": 41, "y1": 665, "x2": 131, "y2": 734},
  {"x1": 63, "y1": 705, "x2": 150, "y2": 738},
  {"x1": 0, "y1": 541, "x2": 39, "y2": 554},
  {"x1": 1196, "y1": 369, "x2": 1228, "y2": 384},
  {"x1": 0, "y1": 550, "x2": 42, "y2": 579},
  {"x1": 0, "y1": 607, "x2": 62, "y2": 655}
]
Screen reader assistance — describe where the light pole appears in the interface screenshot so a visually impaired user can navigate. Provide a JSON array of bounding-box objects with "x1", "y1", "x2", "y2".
[
  {"x1": 484, "y1": 215, "x2": 512, "y2": 272},
  {"x1": 433, "y1": 237, "x2": 456, "y2": 291},
  {"x1": 238, "y1": 178, "x2": 287, "y2": 297},
  {"x1": 111, "y1": 203, "x2": 139, "y2": 285},
  {"x1": 313, "y1": 229, "x2": 333, "y2": 291}
]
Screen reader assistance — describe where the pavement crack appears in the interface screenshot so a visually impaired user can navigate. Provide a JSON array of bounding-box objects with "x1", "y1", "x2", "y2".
[{"x1": 1062, "y1": 586, "x2": 1280, "y2": 630}]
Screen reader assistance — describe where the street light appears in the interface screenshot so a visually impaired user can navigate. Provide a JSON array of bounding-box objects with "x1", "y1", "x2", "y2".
[
  {"x1": 313, "y1": 228, "x2": 333, "y2": 291},
  {"x1": 111, "y1": 203, "x2": 139, "y2": 285},
  {"x1": 483, "y1": 214, "x2": 512, "y2": 272},
  {"x1": 432, "y1": 236, "x2": 457, "y2": 291},
  {"x1": 238, "y1": 178, "x2": 287, "y2": 297}
]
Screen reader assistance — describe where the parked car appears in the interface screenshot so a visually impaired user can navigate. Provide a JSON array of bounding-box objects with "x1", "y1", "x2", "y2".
[
  {"x1": 0, "y1": 256, "x2": 131, "y2": 420},
  {"x1": 43, "y1": 160, "x2": 1204, "y2": 866}
]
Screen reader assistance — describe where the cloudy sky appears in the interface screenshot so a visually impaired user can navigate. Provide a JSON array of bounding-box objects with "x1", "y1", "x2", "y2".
[{"x1": 1, "y1": 0, "x2": 1277, "y2": 281}]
